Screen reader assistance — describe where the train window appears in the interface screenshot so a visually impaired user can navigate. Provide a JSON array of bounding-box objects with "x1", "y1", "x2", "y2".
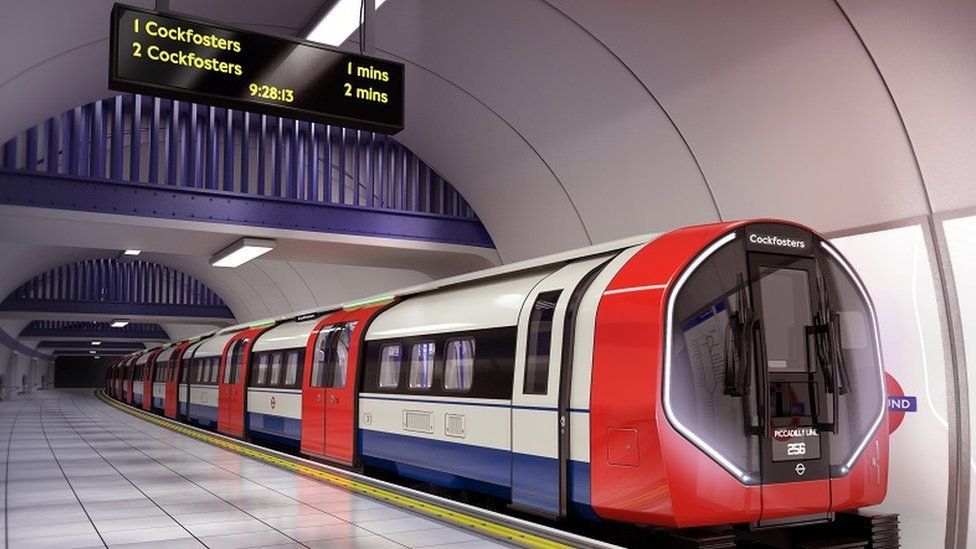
[
  {"x1": 210, "y1": 357, "x2": 219, "y2": 384},
  {"x1": 311, "y1": 325, "x2": 336, "y2": 388},
  {"x1": 409, "y1": 341, "x2": 436, "y2": 390},
  {"x1": 444, "y1": 338, "x2": 475, "y2": 392},
  {"x1": 181, "y1": 359, "x2": 189, "y2": 383},
  {"x1": 821, "y1": 248, "x2": 884, "y2": 469},
  {"x1": 330, "y1": 322, "x2": 357, "y2": 389},
  {"x1": 270, "y1": 352, "x2": 283, "y2": 386},
  {"x1": 668, "y1": 237, "x2": 758, "y2": 478},
  {"x1": 523, "y1": 291, "x2": 561, "y2": 395},
  {"x1": 233, "y1": 338, "x2": 249, "y2": 383},
  {"x1": 284, "y1": 351, "x2": 300, "y2": 386},
  {"x1": 379, "y1": 344, "x2": 402, "y2": 389},
  {"x1": 757, "y1": 267, "x2": 813, "y2": 373},
  {"x1": 253, "y1": 353, "x2": 269, "y2": 386}
]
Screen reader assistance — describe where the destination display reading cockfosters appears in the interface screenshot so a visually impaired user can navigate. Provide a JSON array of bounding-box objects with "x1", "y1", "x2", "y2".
[{"x1": 109, "y1": 4, "x2": 404, "y2": 133}]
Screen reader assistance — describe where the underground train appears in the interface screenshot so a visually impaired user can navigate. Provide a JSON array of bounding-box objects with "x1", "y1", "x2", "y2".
[{"x1": 106, "y1": 219, "x2": 888, "y2": 529}]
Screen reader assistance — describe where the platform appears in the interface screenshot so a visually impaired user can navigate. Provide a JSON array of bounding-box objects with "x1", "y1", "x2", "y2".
[{"x1": 0, "y1": 390, "x2": 508, "y2": 549}]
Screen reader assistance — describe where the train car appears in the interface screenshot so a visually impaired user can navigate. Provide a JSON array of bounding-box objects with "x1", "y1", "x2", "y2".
[
  {"x1": 106, "y1": 219, "x2": 886, "y2": 532},
  {"x1": 141, "y1": 347, "x2": 165, "y2": 412},
  {"x1": 356, "y1": 219, "x2": 887, "y2": 528},
  {"x1": 177, "y1": 338, "x2": 209, "y2": 421},
  {"x1": 149, "y1": 345, "x2": 175, "y2": 414},
  {"x1": 185, "y1": 332, "x2": 233, "y2": 429},
  {"x1": 164, "y1": 339, "x2": 196, "y2": 420},
  {"x1": 243, "y1": 319, "x2": 316, "y2": 449},
  {"x1": 132, "y1": 350, "x2": 152, "y2": 408},
  {"x1": 123, "y1": 352, "x2": 140, "y2": 405}
]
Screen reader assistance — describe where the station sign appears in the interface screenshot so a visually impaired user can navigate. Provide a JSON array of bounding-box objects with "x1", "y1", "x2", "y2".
[{"x1": 109, "y1": 4, "x2": 404, "y2": 134}]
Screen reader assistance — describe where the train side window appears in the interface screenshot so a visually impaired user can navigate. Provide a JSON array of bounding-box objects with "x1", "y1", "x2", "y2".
[
  {"x1": 284, "y1": 351, "x2": 300, "y2": 387},
  {"x1": 524, "y1": 290, "x2": 562, "y2": 395},
  {"x1": 409, "y1": 341, "x2": 436, "y2": 390},
  {"x1": 201, "y1": 359, "x2": 210, "y2": 384},
  {"x1": 269, "y1": 352, "x2": 284, "y2": 386},
  {"x1": 253, "y1": 353, "x2": 269, "y2": 386},
  {"x1": 329, "y1": 322, "x2": 357, "y2": 389},
  {"x1": 444, "y1": 338, "x2": 475, "y2": 392},
  {"x1": 181, "y1": 359, "x2": 189, "y2": 383},
  {"x1": 379, "y1": 344, "x2": 402, "y2": 389},
  {"x1": 210, "y1": 357, "x2": 219, "y2": 384},
  {"x1": 311, "y1": 325, "x2": 335, "y2": 388}
]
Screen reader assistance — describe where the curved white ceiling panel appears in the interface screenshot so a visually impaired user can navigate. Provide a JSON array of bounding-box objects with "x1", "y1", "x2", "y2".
[
  {"x1": 838, "y1": 0, "x2": 976, "y2": 214},
  {"x1": 377, "y1": 0, "x2": 719, "y2": 256},
  {"x1": 547, "y1": 0, "x2": 930, "y2": 231}
]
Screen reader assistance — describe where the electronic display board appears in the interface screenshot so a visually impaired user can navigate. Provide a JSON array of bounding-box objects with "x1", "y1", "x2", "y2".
[{"x1": 109, "y1": 4, "x2": 404, "y2": 133}]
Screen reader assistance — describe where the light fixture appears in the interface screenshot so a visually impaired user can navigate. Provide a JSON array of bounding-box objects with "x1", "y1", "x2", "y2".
[
  {"x1": 123, "y1": 249, "x2": 141, "y2": 256},
  {"x1": 110, "y1": 319, "x2": 129, "y2": 328},
  {"x1": 89, "y1": 350, "x2": 97, "y2": 354},
  {"x1": 210, "y1": 237, "x2": 276, "y2": 268},
  {"x1": 307, "y1": 0, "x2": 388, "y2": 46},
  {"x1": 92, "y1": 341, "x2": 102, "y2": 346}
]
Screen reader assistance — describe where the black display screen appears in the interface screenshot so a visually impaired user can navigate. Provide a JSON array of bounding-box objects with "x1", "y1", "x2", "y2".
[{"x1": 109, "y1": 4, "x2": 404, "y2": 133}]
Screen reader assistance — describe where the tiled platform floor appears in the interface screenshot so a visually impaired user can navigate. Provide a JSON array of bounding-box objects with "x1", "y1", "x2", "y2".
[{"x1": 0, "y1": 390, "x2": 508, "y2": 548}]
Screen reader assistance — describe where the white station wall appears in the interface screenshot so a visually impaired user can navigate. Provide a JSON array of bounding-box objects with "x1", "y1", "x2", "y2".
[{"x1": 832, "y1": 226, "x2": 949, "y2": 548}]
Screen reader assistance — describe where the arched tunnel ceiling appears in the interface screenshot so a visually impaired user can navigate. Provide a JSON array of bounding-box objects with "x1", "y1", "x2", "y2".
[{"x1": 0, "y1": 0, "x2": 974, "y2": 350}]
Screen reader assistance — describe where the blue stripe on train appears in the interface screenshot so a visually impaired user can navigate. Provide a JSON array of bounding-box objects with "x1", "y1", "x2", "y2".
[
  {"x1": 359, "y1": 430, "x2": 594, "y2": 517},
  {"x1": 187, "y1": 403, "x2": 217, "y2": 429},
  {"x1": 152, "y1": 397, "x2": 164, "y2": 409},
  {"x1": 247, "y1": 412, "x2": 301, "y2": 448}
]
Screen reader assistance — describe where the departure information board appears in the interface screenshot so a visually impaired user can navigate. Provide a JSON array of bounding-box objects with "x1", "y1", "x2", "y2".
[{"x1": 109, "y1": 4, "x2": 404, "y2": 133}]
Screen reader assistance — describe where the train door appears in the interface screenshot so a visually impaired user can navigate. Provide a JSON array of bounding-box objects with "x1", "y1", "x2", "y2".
[
  {"x1": 144, "y1": 349, "x2": 162, "y2": 411},
  {"x1": 165, "y1": 344, "x2": 186, "y2": 419},
  {"x1": 511, "y1": 257, "x2": 608, "y2": 518},
  {"x1": 218, "y1": 329, "x2": 264, "y2": 438},
  {"x1": 748, "y1": 252, "x2": 832, "y2": 523},
  {"x1": 302, "y1": 310, "x2": 349, "y2": 459},
  {"x1": 325, "y1": 305, "x2": 383, "y2": 465}
]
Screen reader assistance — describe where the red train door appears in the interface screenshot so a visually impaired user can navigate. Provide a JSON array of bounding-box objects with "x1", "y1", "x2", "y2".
[
  {"x1": 301, "y1": 310, "x2": 348, "y2": 458},
  {"x1": 125, "y1": 359, "x2": 135, "y2": 404},
  {"x1": 218, "y1": 327, "x2": 267, "y2": 438},
  {"x1": 165, "y1": 343, "x2": 189, "y2": 419},
  {"x1": 324, "y1": 306, "x2": 382, "y2": 465}
]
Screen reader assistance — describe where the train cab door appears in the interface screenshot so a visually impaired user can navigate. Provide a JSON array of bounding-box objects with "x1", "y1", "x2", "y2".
[
  {"x1": 747, "y1": 251, "x2": 833, "y2": 524},
  {"x1": 511, "y1": 257, "x2": 608, "y2": 518},
  {"x1": 301, "y1": 310, "x2": 348, "y2": 459},
  {"x1": 218, "y1": 328, "x2": 265, "y2": 438}
]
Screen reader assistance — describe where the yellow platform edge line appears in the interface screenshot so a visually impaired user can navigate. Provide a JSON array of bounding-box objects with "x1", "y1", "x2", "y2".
[{"x1": 95, "y1": 390, "x2": 571, "y2": 549}]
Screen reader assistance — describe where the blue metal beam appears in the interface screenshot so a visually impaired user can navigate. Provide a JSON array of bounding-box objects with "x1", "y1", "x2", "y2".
[
  {"x1": 0, "y1": 299, "x2": 234, "y2": 320},
  {"x1": 0, "y1": 169, "x2": 494, "y2": 247},
  {"x1": 20, "y1": 321, "x2": 169, "y2": 340},
  {"x1": 38, "y1": 341, "x2": 145, "y2": 350}
]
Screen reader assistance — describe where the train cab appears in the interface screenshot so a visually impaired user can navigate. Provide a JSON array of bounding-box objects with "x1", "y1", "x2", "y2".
[{"x1": 185, "y1": 332, "x2": 234, "y2": 429}]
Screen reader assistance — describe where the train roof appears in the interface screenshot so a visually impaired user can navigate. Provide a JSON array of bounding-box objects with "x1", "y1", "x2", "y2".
[{"x1": 211, "y1": 232, "x2": 662, "y2": 336}]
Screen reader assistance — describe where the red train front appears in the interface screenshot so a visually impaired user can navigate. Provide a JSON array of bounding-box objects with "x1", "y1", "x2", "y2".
[{"x1": 590, "y1": 220, "x2": 888, "y2": 528}]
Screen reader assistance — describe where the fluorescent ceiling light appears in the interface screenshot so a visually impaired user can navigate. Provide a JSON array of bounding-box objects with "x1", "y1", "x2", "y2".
[
  {"x1": 92, "y1": 341, "x2": 101, "y2": 346},
  {"x1": 123, "y1": 249, "x2": 141, "y2": 256},
  {"x1": 89, "y1": 350, "x2": 97, "y2": 354},
  {"x1": 211, "y1": 237, "x2": 276, "y2": 268},
  {"x1": 307, "y1": 0, "x2": 388, "y2": 46},
  {"x1": 110, "y1": 319, "x2": 129, "y2": 328}
]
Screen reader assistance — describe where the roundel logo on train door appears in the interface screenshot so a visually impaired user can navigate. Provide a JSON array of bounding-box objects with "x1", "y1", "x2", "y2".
[{"x1": 270, "y1": 396, "x2": 276, "y2": 410}]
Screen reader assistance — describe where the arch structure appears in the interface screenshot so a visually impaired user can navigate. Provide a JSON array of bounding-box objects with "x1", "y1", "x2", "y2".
[{"x1": 0, "y1": 258, "x2": 235, "y2": 325}]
